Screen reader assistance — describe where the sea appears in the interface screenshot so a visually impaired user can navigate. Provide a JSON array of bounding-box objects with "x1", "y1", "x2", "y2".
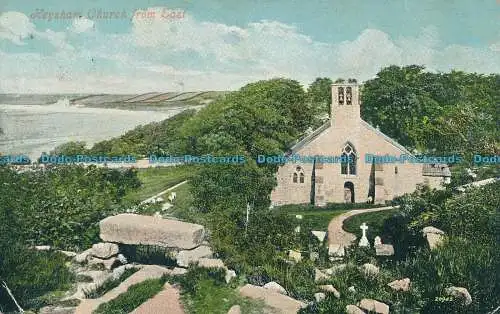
[{"x1": 0, "y1": 98, "x2": 186, "y2": 160}]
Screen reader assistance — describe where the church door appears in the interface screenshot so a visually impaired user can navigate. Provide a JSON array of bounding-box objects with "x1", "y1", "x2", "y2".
[{"x1": 344, "y1": 181, "x2": 355, "y2": 203}]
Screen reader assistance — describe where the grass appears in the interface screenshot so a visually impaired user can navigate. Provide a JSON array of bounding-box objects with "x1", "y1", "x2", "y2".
[
  {"x1": 84, "y1": 268, "x2": 138, "y2": 299},
  {"x1": 123, "y1": 165, "x2": 195, "y2": 203},
  {"x1": 342, "y1": 208, "x2": 400, "y2": 242},
  {"x1": 287, "y1": 209, "x2": 349, "y2": 230},
  {"x1": 93, "y1": 277, "x2": 166, "y2": 314}
]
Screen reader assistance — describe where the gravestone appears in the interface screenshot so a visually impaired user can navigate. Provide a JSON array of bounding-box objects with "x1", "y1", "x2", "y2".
[
  {"x1": 374, "y1": 236, "x2": 382, "y2": 246},
  {"x1": 358, "y1": 223, "x2": 370, "y2": 247}
]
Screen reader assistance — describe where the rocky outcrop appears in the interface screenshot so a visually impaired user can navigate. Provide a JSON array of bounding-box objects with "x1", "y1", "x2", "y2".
[
  {"x1": 387, "y1": 278, "x2": 411, "y2": 292},
  {"x1": 314, "y1": 292, "x2": 326, "y2": 302},
  {"x1": 99, "y1": 214, "x2": 205, "y2": 250},
  {"x1": 74, "y1": 249, "x2": 93, "y2": 264},
  {"x1": 318, "y1": 285, "x2": 340, "y2": 298},
  {"x1": 358, "y1": 299, "x2": 389, "y2": 314},
  {"x1": 239, "y1": 284, "x2": 306, "y2": 313},
  {"x1": 227, "y1": 305, "x2": 241, "y2": 314}
]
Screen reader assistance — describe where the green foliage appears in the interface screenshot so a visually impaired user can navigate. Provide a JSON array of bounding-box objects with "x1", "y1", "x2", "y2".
[
  {"x1": 0, "y1": 249, "x2": 74, "y2": 310},
  {"x1": 118, "y1": 245, "x2": 177, "y2": 267},
  {"x1": 306, "y1": 77, "x2": 333, "y2": 124},
  {"x1": 83, "y1": 268, "x2": 138, "y2": 299},
  {"x1": 343, "y1": 209, "x2": 400, "y2": 243},
  {"x1": 50, "y1": 141, "x2": 88, "y2": 155},
  {"x1": 93, "y1": 277, "x2": 165, "y2": 314}
]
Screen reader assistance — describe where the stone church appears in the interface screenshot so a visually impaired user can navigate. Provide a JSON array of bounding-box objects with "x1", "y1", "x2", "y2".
[{"x1": 270, "y1": 81, "x2": 451, "y2": 206}]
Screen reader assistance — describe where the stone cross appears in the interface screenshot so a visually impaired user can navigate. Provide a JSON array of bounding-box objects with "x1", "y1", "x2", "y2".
[{"x1": 358, "y1": 223, "x2": 370, "y2": 247}]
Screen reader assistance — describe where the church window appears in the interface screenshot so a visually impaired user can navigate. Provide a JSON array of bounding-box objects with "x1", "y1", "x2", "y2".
[
  {"x1": 338, "y1": 87, "x2": 344, "y2": 105},
  {"x1": 346, "y1": 87, "x2": 352, "y2": 105},
  {"x1": 341, "y1": 143, "x2": 357, "y2": 175},
  {"x1": 293, "y1": 166, "x2": 304, "y2": 184},
  {"x1": 394, "y1": 166, "x2": 398, "y2": 174}
]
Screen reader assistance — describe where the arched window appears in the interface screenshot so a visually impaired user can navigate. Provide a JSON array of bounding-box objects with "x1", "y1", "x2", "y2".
[
  {"x1": 346, "y1": 87, "x2": 352, "y2": 105},
  {"x1": 394, "y1": 166, "x2": 398, "y2": 174},
  {"x1": 340, "y1": 143, "x2": 357, "y2": 175},
  {"x1": 293, "y1": 166, "x2": 304, "y2": 183},
  {"x1": 338, "y1": 87, "x2": 344, "y2": 105}
]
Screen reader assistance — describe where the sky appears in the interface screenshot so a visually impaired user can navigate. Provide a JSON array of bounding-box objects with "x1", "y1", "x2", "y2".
[{"x1": 0, "y1": 0, "x2": 499, "y2": 93}]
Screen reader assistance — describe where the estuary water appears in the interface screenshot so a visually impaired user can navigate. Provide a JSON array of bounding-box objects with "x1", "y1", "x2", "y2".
[{"x1": 0, "y1": 99, "x2": 185, "y2": 159}]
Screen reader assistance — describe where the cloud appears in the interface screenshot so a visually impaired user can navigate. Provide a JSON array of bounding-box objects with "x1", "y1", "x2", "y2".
[
  {"x1": 70, "y1": 16, "x2": 95, "y2": 33},
  {"x1": 0, "y1": 8, "x2": 499, "y2": 93}
]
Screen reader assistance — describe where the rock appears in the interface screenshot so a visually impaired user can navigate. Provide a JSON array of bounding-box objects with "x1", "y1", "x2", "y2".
[
  {"x1": 328, "y1": 244, "x2": 345, "y2": 257},
  {"x1": 88, "y1": 256, "x2": 118, "y2": 270},
  {"x1": 117, "y1": 253, "x2": 128, "y2": 264},
  {"x1": 239, "y1": 284, "x2": 306, "y2": 313},
  {"x1": 39, "y1": 306, "x2": 76, "y2": 314},
  {"x1": 91, "y1": 243, "x2": 119, "y2": 259},
  {"x1": 264, "y1": 281, "x2": 287, "y2": 295},
  {"x1": 309, "y1": 252, "x2": 319, "y2": 261},
  {"x1": 346, "y1": 305, "x2": 366, "y2": 314},
  {"x1": 425, "y1": 233, "x2": 445, "y2": 249},
  {"x1": 387, "y1": 278, "x2": 411, "y2": 292},
  {"x1": 197, "y1": 258, "x2": 225, "y2": 269},
  {"x1": 314, "y1": 292, "x2": 326, "y2": 302},
  {"x1": 176, "y1": 245, "x2": 213, "y2": 267},
  {"x1": 167, "y1": 267, "x2": 188, "y2": 276},
  {"x1": 59, "y1": 250, "x2": 77, "y2": 257},
  {"x1": 74, "y1": 249, "x2": 92, "y2": 264},
  {"x1": 361, "y1": 263, "x2": 379, "y2": 277},
  {"x1": 375, "y1": 244, "x2": 394, "y2": 256},
  {"x1": 225, "y1": 269, "x2": 237, "y2": 283},
  {"x1": 227, "y1": 305, "x2": 241, "y2": 314},
  {"x1": 445, "y1": 286, "x2": 472, "y2": 306},
  {"x1": 288, "y1": 250, "x2": 302, "y2": 262},
  {"x1": 99, "y1": 214, "x2": 205, "y2": 250},
  {"x1": 311, "y1": 231, "x2": 327, "y2": 242},
  {"x1": 422, "y1": 226, "x2": 445, "y2": 235},
  {"x1": 358, "y1": 299, "x2": 389, "y2": 314},
  {"x1": 348, "y1": 286, "x2": 356, "y2": 293},
  {"x1": 295, "y1": 215, "x2": 303, "y2": 220},
  {"x1": 318, "y1": 285, "x2": 340, "y2": 298},
  {"x1": 314, "y1": 268, "x2": 329, "y2": 282},
  {"x1": 34, "y1": 245, "x2": 51, "y2": 251},
  {"x1": 324, "y1": 264, "x2": 347, "y2": 275},
  {"x1": 423, "y1": 226, "x2": 446, "y2": 249}
]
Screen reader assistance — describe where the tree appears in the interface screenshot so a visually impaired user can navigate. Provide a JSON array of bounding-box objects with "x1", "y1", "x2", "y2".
[{"x1": 306, "y1": 77, "x2": 332, "y2": 122}]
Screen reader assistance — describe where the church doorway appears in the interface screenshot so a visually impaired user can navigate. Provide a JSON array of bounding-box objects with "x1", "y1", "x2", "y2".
[{"x1": 344, "y1": 181, "x2": 355, "y2": 203}]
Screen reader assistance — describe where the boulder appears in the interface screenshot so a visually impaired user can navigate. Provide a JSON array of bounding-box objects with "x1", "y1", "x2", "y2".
[
  {"x1": 264, "y1": 281, "x2": 287, "y2": 295},
  {"x1": 324, "y1": 264, "x2": 347, "y2": 275},
  {"x1": 346, "y1": 305, "x2": 366, "y2": 314},
  {"x1": 288, "y1": 250, "x2": 302, "y2": 262},
  {"x1": 318, "y1": 285, "x2": 340, "y2": 298},
  {"x1": 314, "y1": 268, "x2": 329, "y2": 282},
  {"x1": 361, "y1": 263, "x2": 379, "y2": 277},
  {"x1": 197, "y1": 258, "x2": 225, "y2": 269},
  {"x1": 328, "y1": 244, "x2": 345, "y2": 257},
  {"x1": 311, "y1": 231, "x2": 327, "y2": 243},
  {"x1": 239, "y1": 284, "x2": 306, "y2": 313},
  {"x1": 74, "y1": 249, "x2": 93, "y2": 264},
  {"x1": 358, "y1": 299, "x2": 390, "y2": 314},
  {"x1": 445, "y1": 286, "x2": 472, "y2": 306},
  {"x1": 375, "y1": 244, "x2": 394, "y2": 256},
  {"x1": 227, "y1": 305, "x2": 241, "y2": 314},
  {"x1": 99, "y1": 214, "x2": 205, "y2": 250},
  {"x1": 314, "y1": 292, "x2": 326, "y2": 302},
  {"x1": 309, "y1": 252, "x2": 319, "y2": 261},
  {"x1": 348, "y1": 286, "x2": 356, "y2": 293},
  {"x1": 59, "y1": 250, "x2": 77, "y2": 257},
  {"x1": 225, "y1": 269, "x2": 237, "y2": 283},
  {"x1": 88, "y1": 256, "x2": 118, "y2": 270},
  {"x1": 422, "y1": 226, "x2": 446, "y2": 249},
  {"x1": 117, "y1": 253, "x2": 128, "y2": 264},
  {"x1": 176, "y1": 245, "x2": 213, "y2": 267},
  {"x1": 387, "y1": 278, "x2": 411, "y2": 292},
  {"x1": 91, "y1": 243, "x2": 119, "y2": 259}
]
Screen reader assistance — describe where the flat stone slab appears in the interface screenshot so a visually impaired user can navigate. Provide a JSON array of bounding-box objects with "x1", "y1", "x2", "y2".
[
  {"x1": 99, "y1": 214, "x2": 205, "y2": 249},
  {"x1": 239, "y1": 284, "x2": 306, "y2": 313},
  {"x1": 130, "y1": 283, "x2": 185, "y2": 314}
]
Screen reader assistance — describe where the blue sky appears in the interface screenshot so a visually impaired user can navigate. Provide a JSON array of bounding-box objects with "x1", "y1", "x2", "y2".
[{"x1": 0, "y1": 0, "x2": 498, "y2": 93}]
